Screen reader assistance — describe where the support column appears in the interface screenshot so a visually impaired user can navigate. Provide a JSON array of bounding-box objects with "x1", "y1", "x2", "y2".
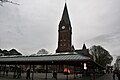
[
  {"x1": 0, "y1": 64, "x2": 3, "y2": 76},
  {"x1": 45, "y1": 65, "x2": 48, "y2": 80},
  {"x1": 3, "y1": 64, "x2": 6, "y2": 76},
  {"x1": 32, "y1": 65, "x2": 34, "y2": 80},
  {"x1": 74, "y1": 66, "x2": 76, "y2": 79},
  {"x1": 13, "y1": 64, "x2": 17, "y2": 78},
  {"x1": 0, "y1": 64, "x2": 1, "y2": 75},
  {"x1": 56, "y1": 65, "x2": 57, "y2": 80},
  {"x1": 20, "y1": 65, "x2": 22, "y2": 78},
  {"x1": 66, "y1": 65, "x2": 68, "y2": 80}
]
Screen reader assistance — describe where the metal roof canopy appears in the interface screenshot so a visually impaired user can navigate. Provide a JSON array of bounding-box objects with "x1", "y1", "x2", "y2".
[
  {"x1": 0, "y1": 53, "x2": 105, "y2": 69},
  {"x1": 0, "y1": 53, "x2": 91, "y2": 65}
]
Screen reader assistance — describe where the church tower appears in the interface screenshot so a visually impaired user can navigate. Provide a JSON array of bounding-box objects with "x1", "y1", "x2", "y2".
[{"x1": 56, "y1": 3, "x2": 72, "y2": 53}]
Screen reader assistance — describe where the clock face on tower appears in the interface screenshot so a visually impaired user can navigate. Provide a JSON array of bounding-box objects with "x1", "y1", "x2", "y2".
[{"x1": 62, "y1": 26, "x2": 65, "y2": 29}]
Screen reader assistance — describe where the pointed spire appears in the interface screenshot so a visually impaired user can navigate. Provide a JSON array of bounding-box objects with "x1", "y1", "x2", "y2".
[
  {"x1": 82, "y1": 43, "x2": 87, "y2": 50},
  {"x1": 61, "y1": 3, "x2": 71, "y2": 25}
]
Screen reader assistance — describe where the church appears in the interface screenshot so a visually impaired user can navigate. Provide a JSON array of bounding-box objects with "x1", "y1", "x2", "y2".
[
  {"x1": 0, "y1": 2, "x2": 105, "y2": 80},
  {"x1": 56, "y1": 3, "x2": 91, "y2": 58}
]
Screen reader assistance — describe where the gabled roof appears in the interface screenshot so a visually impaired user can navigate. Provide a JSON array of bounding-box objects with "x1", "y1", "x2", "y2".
[{"x1": 61, "y1": 3, "x2": 71, "y2": 25}]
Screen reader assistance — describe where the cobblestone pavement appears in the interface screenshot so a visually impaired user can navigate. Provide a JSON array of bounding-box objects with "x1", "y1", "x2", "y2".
[{"x1": 0, "y1": 73, "x2": 117, "y2": 80}]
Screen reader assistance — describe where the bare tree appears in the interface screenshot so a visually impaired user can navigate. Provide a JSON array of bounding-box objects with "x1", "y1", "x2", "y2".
[
  {"x1": 90, "y1": 45, "x2": 113, "y2": 67},
  {"x1": 0, "y1": 0, "x2": 19, "y2": 6}
]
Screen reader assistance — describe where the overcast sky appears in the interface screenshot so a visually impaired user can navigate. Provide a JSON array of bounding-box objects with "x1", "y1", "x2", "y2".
[{"x1": 0, "y1": 0, "x2": 120, "y2": 63}]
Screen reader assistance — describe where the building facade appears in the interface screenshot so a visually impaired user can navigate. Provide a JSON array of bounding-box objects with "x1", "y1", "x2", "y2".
[{"x1": 56, "y1": 3, "x2": 91, "y2": 58}]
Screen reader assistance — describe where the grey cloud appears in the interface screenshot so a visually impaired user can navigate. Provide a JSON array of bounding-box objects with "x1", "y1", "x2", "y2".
[{"x1": 0, "y1": 0, "x2": 120, "y2": 59}]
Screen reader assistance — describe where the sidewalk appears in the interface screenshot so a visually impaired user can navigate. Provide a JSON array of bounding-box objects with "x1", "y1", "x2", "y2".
[
  {"x1": 0, "y1": 73, "x2": 117, "y2": 80},
  {"x1": 95, "y1": 73, "x2": 117, "y2": 80}
]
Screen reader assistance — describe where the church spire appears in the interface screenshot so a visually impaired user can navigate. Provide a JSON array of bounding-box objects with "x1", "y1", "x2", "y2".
[
  {"x1": 56, "y1": 2, "x2": 72, "y2": 53},
  {"x1": 61, "y1": 3, "x2": 71, "y2": 25}
]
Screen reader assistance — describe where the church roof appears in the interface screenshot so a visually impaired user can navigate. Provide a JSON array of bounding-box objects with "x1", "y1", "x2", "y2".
[
  {"x1": 75, "y1": 50, "x2": 83, "y2": 55},
  {"x1": 61, "y1": 3, "x2": 71, "y2": 25}
]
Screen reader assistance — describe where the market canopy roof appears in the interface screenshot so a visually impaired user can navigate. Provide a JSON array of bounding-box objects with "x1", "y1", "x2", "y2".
[
  {"x1": 0, "y1": 52, "x2": 91, "y2": 65},
  {"x1": 0, "y1": 52, "x2": 105, "y2": 69}
]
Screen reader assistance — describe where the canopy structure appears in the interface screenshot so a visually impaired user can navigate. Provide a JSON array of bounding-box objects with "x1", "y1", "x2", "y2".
[
  {"x1": 0, "y1": 52, "x2": 89, "y2": 64},
  {"x1": 0, "y1": 52, "x2": 104, "y2": 69},
  {"x1": 0, "y1": 52, "x2": 105, "y2": 80}
]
